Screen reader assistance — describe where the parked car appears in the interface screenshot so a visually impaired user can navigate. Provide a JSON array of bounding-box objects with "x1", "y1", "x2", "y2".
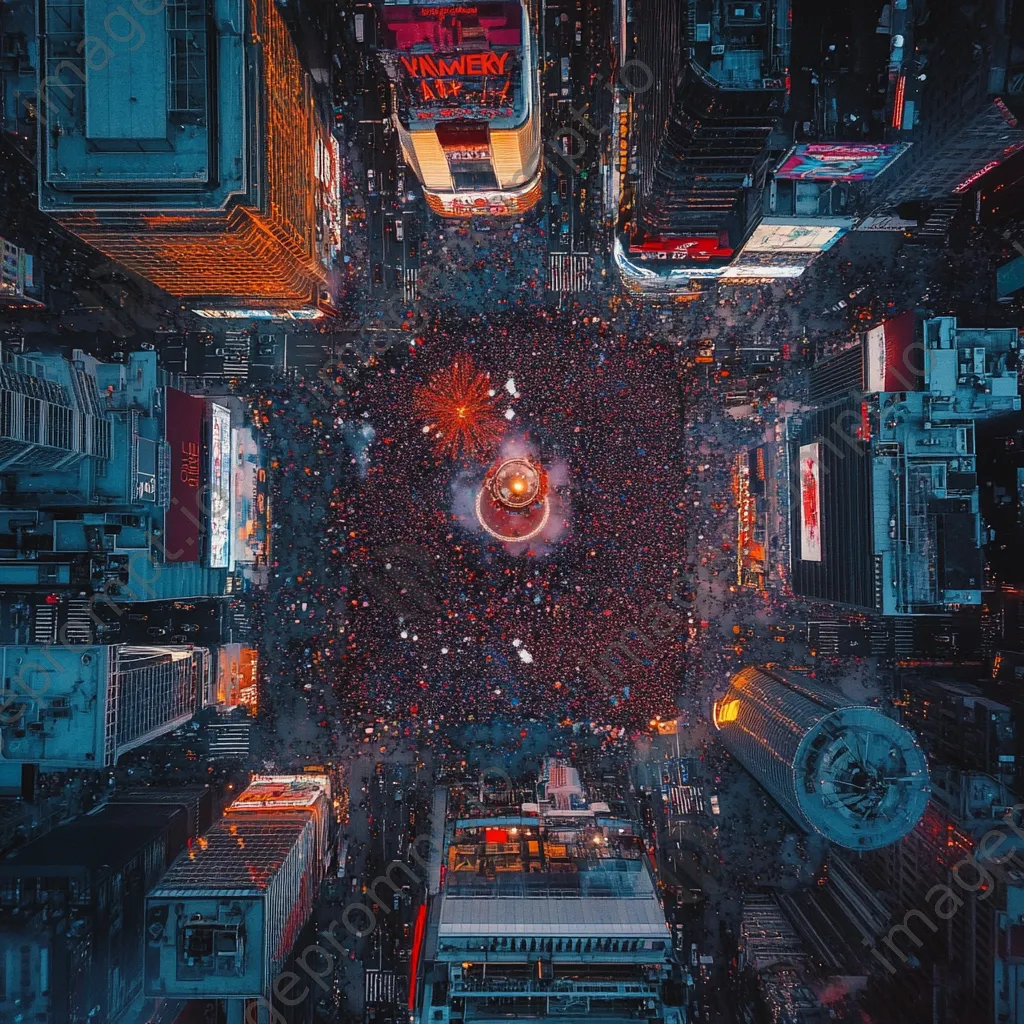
[{"x1": 147, "y1": 627, "x2": 167, "y2": 637}]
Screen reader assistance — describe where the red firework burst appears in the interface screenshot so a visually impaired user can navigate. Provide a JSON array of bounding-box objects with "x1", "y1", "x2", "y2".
[{"x1": 413, "y1": 356, "x2": 505, "y2": 459}]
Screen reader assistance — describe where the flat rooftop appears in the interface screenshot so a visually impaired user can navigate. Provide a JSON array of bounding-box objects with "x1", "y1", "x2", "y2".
[
  {"x1": 38, "y1": 0, "x2": 248, "y2": 210},
  {"x1": 437, "y1": 892, "x2": 669, "y2": 939},
  {"x1": 150, "y1": 818, "x2": 308, "y2": 895}
]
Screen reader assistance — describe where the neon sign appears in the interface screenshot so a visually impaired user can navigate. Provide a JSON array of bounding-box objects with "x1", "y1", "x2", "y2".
[{"x1": 400, "y1": 52, "x2": 511, "y2": 77}]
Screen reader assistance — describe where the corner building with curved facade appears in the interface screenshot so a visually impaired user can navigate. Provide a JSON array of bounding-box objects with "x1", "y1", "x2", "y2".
[
  {"x1": 377, "y1": 2, "x2": 542, "y2": 217},
  {"x1": 714, "y1": 666, "x2": 929, "y2": 850}
]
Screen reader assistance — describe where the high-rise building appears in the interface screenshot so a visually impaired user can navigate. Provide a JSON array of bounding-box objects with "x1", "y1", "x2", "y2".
[
  {"x1": 0, "y1": 643, "x2": 207, "y2": 768},
  {"x1": 415, "y1": 762, "x2": 686, "y2": 1024},
  {"x1": 0, "y1": 795, "x2": 199, "y2": 1024},
  {"x1": 0, "y1": 345, "x2": 243, "y2": 640},
  {"x1": 868, "y1": 0, "x2": 1024, "y2": 207},
  {"x1": 863, "y1": 767, "x2": 1024, "y2": 1023},
  {"x1": 898, "y1": 675, "x2": 1016, "y2": 788},
  {"x1": 35, "y1": 0, "x2": 338, "y2": 313},
  {"x1": 375, "y1": 1, "x2": 542, "y2": 218},
  {"x1": 713, "y1": 666, "x2": 930, "y2": 850},
  {"x1": 789, "y1": 315, "x2": 1021, "y2": 614},
  {"x1": 738, "y1": 895, "x2": 829, "y2": 1023},
  {"x1": 616, "y1": 0, "x2": 790, "y2": 289},
  {"x1": 144, "y1": 774, "x2": 332, "y2": 1003}
]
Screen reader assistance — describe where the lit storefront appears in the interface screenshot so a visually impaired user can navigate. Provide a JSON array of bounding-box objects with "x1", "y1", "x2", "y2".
[
  {"x1": 207, "y1": 642, "x2": 260, "y2": 710},
  {"x1": 732, "y1": 449, "x2": 767, "y2": 591}
]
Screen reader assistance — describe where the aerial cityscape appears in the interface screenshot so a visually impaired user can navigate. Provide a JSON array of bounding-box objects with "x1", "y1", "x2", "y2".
[{"x1": 2, "y1": 0, "x2": 1024, "y2": 1022}]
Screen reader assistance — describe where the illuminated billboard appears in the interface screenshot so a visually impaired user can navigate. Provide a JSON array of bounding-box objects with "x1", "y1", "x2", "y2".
[
  {"x1": 741, "y1": 222, "x2": 848, "y2": 252},
  {"x1": 164, "y1": 388, "x2": 205, "y2": 563},
  {"x1": 799, "y1": 443, "x2": 822, "y2": 562},
  {"x1": 627, "y1": 237, "x2": 735, "y2": 262},
  {"x1": 864, "y1": 310, "x2": 921, "y2": 393},
  {"x1": 208, "y1": 404, "x2": 233, "y2": 569},
  {"x1": 776, "y1": 143, "x2": 909, "y2": 182},
  {"x1": 379, "y1": 3, "x2": 524, "y2": 123}
]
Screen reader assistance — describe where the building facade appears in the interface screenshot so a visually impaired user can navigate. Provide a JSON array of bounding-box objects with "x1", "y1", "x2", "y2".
[
  {"x1": 0, "y1": 796, "x2": 198, "y2": 1024},
  {"x1": 376, "y1": 1, "x2": 542, "y2": 217},
  {"x1": 0, "y1": 643, "x2": 208, "y2": 767},
  {"x1": 144, "y1": 774, "x2": 332, "y2": 1004},
  {"x1": 789, "y1": 315, "x2": 1021, "y2": 614},
  {"x1": 714, "y1": 666, "x2": 930, "y2": 850},
  {"x1": 0, "y1": 235, "x2": 42, "y2": 307},
  {"x1": 416, "y1": 763, "x2": 686, "y2": 1024},
  {"x1": 866, "y1": 768, "x2": 1024, "y2": 1024},
  {"x1": 616, "y1": 0, "x2": 790, "y2": 289},
  {"x1": 898, "y1": 675, "x2": 1016, "y2": 787},
  {"x1": 35, "y1": 0, "x2": 336, "y2": 311}
]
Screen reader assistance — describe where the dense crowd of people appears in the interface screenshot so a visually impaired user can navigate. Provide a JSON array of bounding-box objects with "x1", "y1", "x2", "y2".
[{"x1": 256, "y1": 305, "x2": 693, "y2": 750}]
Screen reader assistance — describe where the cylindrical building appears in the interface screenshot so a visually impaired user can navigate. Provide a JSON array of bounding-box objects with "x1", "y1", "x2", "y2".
[{"x1": 714, "y1": 667, "x2": 929, "y2": 850}]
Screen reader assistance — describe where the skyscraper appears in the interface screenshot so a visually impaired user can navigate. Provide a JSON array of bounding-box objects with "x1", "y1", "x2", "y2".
[
  {"x1": 714, "y1": 666, "x2": 930, "y2": 850},
  {"x1": 617, "y1": 0, "x2": 790, "y2": 288},
  {"x1": 0, "y1": 796, "x2": 198, "y2": 1024},
  {"x1": 144, "y1": 774, "x2": 332, "y2": 1004},
  {"x1": 790, "y1": 316, "x2": 1021, "y2": 615},
  {"x1": 0, "y1": 643, "x2": 207, "y2": 768},
  {"x1": 35, "y1": 0, "x2": 337, "y2": 312},
  {"x1": 869, "y1": 0, "x2": 1024, "y2": 207},
  {"x1": 0, "y1": 346, "x2": 232, "y2": 640},
  {"x1": 415, "y1": 760, "x2": 686, "y2": 1024},
  {"x1": 375, "y1": 1, "x2": 543, "y2": 217}
]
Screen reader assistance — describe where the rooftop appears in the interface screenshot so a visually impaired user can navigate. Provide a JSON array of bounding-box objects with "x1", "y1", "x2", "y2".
[
  {"x1": 437, "y1": 892, "x2": 669, "y2": 939},
  {"x1": 689, "y1": 0, "x2": 790, "y2": 91},
  {"x1": 150, "y1": 818, "x2": 309, "y2": 894},
  {"x1": 38, "y1": 0, "x2": 248, "y2": 211},
  {"x1": 0, "y1": 802, "x2": 183, "y2": 879}
]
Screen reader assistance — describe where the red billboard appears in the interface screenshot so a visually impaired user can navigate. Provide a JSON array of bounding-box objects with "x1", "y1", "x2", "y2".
[
  {"x1": 164, "y1": 388, "x2": 205, "y2": 563},
  {"x1": 627, "y1": 237, "x2": 734, "y2": 262},
  {"x1": 380, "y1": 2, "x2": 523, "y2": 121},
  {"x1": 799, "y1": 443, "x2": 822, "y2": 562},
  {"x1": 864, "y1": 310, "x2": 921, "y2": 393}
]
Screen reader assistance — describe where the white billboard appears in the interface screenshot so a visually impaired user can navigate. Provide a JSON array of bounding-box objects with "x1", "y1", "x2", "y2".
[
  {"x1": 799, "y1": 442, "x2": 822, "y2": 562},
  {"x1": 865, "y1": 325, "x2": 886, "y2": 393},
  {"x1": 208, "y1": 404, "x2": 233, "y2": 569},
  {"x1": 743, "y1": 222, "x2": 848, "y2": 252}
]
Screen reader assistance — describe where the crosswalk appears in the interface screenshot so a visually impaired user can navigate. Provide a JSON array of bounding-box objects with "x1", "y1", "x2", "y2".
[
  {"x1": 65, "y1": 600, "x2": 95, "y2": 644},
  {"x1": 223, "y1": 332, "x2": 250, "y2": 378},
  {"x1": 404, "y1": 268, "x2": 419, "y2": 302},
  {"x1": 207, "y1": 722, "x2": 251, "y2": 760},
  {"x1": 547, "y1": 252, "x2": 591, "y2": 292},
  {"x1": 913, "y1": 200, "x2": 960, "y2": 243},
  {"x1": 365, "y1": 969, "x2": 397, "y2": 1005},
  {"x1": 33, "y1": 605, "x2": 57, "y2": 645},
  {"x1": 667, "y1": 784, "x2": 706, "y2": 817}
]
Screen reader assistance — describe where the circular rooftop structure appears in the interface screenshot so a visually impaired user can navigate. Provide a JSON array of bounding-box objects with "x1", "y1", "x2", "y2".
[
  {"x1": 476, "y1": 456, "x2": 550, "y2": 543},
  {"x1": 714, "y1": 666, "x2": 930, "y2": 850}
]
